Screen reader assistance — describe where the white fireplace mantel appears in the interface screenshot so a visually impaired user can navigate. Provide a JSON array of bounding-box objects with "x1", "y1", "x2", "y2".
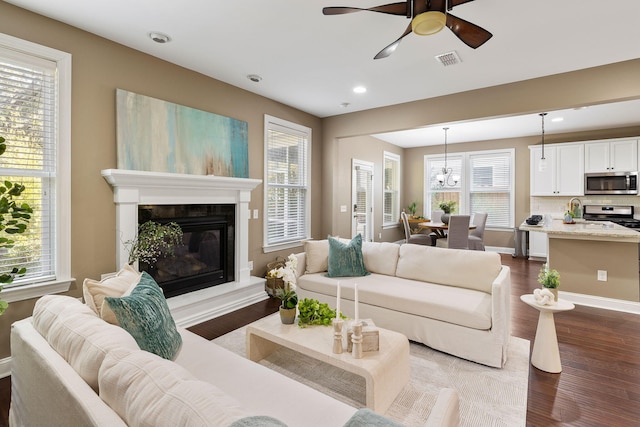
[{"x1": 101, "y1": 168, "x2": 265, "y2": 326}]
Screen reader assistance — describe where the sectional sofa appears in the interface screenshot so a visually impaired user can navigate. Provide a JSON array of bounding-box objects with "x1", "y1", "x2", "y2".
[{"x1": 295, "y1": 238, "x2": 512, "y2": 368}]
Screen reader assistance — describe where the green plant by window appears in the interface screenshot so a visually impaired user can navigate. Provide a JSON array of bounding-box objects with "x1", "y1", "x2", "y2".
[
  {"x1": 0, "y1": 135, "x2": 34, "y2": 315},
  {"x1": 438, "y1": 200, "x2": 457, "y2": 214},
  {"x1": 406, "y1": 201, "x2": 417, "y2": 216},
  {"x1": 538, "y1": 263, "x2": 560, "y2": 289},
  {"x1": 124, "y1": 221, "x2": 184, "y2": 266}
]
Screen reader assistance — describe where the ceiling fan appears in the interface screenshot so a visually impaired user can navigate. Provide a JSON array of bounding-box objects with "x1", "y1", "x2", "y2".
[{"x1": 322, "y1": 0, "x2": 492, "y2": 59}]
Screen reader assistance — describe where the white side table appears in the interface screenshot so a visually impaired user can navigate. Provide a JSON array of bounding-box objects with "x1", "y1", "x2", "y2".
[{"x1": 520, "y1": 294, "x2": 575, "y2": 373}]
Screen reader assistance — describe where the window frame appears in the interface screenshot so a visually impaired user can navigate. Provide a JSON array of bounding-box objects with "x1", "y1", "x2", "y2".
[
  {"x1": 424, "y1": 148, "x2": 514, "y2": 230},
  {"x1": 0, "y1": 33, "x2": 72, "y2": 303},
  {"x1": 263, "y1": 115, "x2": 311, "y2": 253},
  {"x1": 382, "y1": 151, "x2": 401, "y2": 227}
]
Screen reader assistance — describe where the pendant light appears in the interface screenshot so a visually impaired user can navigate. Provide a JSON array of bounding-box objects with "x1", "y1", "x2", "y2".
[
  {"x1": 436, "y1": 127, "x2": 459, "y2": 187},
  {"x1": 538, "y1": 113, "x2": 548, "y2": 172}
]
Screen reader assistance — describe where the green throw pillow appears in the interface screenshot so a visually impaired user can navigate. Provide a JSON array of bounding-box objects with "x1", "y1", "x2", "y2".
[
  {"x1": 105, "y1": 272, "x2": 182, "y2": 360},
  {"x1": 326, "y1": 234, "x2": 370, "y2": 278}
]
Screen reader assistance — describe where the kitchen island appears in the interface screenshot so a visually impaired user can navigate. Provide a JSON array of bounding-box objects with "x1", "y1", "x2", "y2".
[{"x1": 519, "y1": 220, "x2": 640, "y2": 303}]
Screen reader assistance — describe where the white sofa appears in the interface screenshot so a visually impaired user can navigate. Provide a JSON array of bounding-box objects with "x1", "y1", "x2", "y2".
[
  {"x1": 9, "y1": 294, "x2": 460, "y2": 427},
  {"x1": 296, "y1": 240, "x2": 511, "y2": 368}
]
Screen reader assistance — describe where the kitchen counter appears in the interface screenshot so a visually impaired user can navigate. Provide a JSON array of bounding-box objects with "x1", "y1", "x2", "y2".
[
  {"x1": 519, "y1": 219, "x2": 640, "y2": 243},
  {"x1": 520, "y1": 219, "x2": 639, "y2": 302}
]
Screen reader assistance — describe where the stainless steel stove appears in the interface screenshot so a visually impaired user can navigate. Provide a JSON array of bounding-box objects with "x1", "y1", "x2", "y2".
[{"x1": 582, "y1": 205, "x2": 640, "y2": 229}]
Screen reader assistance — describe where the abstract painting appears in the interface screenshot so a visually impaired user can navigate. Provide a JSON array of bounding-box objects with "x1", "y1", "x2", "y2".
[{"x1": 116, "y1": 89, "x2": 248, "y2": 177}]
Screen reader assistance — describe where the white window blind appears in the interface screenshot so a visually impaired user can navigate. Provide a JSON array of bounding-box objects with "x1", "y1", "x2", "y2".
[
  {"x1": 469, "y1": 152, "x2": 513, "y2": 228},
  {"x1": 264, "y1": 116, "x2": 310, "y2": 248},
  {"x1": 383, "y1": 152, "x2": 400, "y2": 225},
  {"x1": 0, "y1": 48, "x2": 56, "y2": 285}
]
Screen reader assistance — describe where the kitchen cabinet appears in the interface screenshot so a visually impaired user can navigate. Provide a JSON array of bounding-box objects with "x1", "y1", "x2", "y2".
[
  {"x1": 528, "y1": 230, "x2": 548, "y2": 259},
  {"x1": 584, "y1": 139, "x2": 638, "y2": 173},
  {"x1": 530, "y1": 144, "x2": 584, "y2": 196}
]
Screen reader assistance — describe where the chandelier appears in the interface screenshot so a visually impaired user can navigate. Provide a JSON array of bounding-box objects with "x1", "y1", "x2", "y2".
[
  {"x1": 436, "y1": 127, "x2": 460, "y2": 187},
  {"x1": 538, "y1": 112, "x2": 548, "y2": 172}
]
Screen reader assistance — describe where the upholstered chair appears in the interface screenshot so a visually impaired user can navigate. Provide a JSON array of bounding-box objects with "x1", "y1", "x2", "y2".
[
  {"x1": 401, "y1": 211, "x2": 432, "y2": 246},
  {"x1": 468, "y1": 212, "x2": 488, "y2": 251},
  {"x1": 435, "y1": 215, "x2": 471, "y2": 249}
]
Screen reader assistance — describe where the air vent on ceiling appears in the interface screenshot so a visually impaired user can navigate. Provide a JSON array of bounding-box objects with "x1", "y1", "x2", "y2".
[{"x1": 435, "y1": 51, "x2": 461, "y2": 67}]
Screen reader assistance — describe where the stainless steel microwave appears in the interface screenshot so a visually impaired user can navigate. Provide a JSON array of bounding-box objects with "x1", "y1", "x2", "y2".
[{"x1": 584, "y1": 171, "x2": 638, "y2": 195}]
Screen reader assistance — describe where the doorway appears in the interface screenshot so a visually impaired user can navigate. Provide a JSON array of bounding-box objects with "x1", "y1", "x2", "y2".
[{"x1": 352, "y1": 159, "x2": 374, "y2": 241}]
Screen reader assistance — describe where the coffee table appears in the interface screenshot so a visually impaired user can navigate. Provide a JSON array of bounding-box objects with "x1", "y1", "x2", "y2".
[{"x1": 246, "y1": 314, "x2": 410, "y2": 413}]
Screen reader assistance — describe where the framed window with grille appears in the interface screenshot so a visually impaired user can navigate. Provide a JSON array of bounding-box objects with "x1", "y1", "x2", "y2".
[
  {"x1": 263, "y1": 115, "x2": 311, "y2": 251},
  {"x1": 383, "y1": 151, "x2": 400, "y2": 226},
  {"x1": 0, "y1": 34, "x2": 72, "y2": 301}
]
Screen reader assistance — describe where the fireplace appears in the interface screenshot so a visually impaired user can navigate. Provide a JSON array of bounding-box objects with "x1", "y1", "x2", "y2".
[
  {"x1": 137, "y1": 204, "x2": 235, "y2": 298},
  {"x1": 102, "y1": 169, "x2": 265, "y2": 327}
]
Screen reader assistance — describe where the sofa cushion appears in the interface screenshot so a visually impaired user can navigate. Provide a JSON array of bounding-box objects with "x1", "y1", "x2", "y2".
[
  {"x1": 229, "y1": 416, "x2": 288, "y2": 426},
  {"x1": 32, "y1": 295, "x2": 140, "y2": 392},
  {"x1": 395, "y1": 244, "x2": 501, "y2": 294},
  {"x1": 99, "y1": 348, "x2": 248, "y2": 427},
  {"x1": 83, "y1": 264, "x2": 142, "y2": 324},
  {"x1": 343, "y1": 408, "x2": 404, "y2": 427},
  {"x1": 298, "y1": 273, "x2": 492, "y2": 330},
  {"x1": 304, "y1": 239, "x2": 329, "y2": 273},
  {"x1": 326, "y1": 234, "x2": 370, "y2": 278},
  {"x1": 361, "y1": 241, "x2": 400, "y2": 276},
  {"x1": 105, "y1": 272, "x2": 182, "y2": 360}
]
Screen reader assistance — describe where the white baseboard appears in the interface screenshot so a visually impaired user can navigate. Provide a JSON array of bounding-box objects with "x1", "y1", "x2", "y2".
[
  {"x1": 0, "y1": 356, "x2": 10, "y2": 379},
  {"x1": 559, "y1": 291, "x2": 640, "y2": 314}
]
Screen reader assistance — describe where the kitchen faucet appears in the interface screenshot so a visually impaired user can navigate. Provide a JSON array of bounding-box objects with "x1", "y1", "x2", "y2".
[{"x1": 569, "y1": 197, "x2": 582, "y2": 218}]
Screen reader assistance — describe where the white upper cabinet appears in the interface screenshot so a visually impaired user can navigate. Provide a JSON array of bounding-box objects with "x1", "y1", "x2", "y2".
[
  {"x1": 584, "y1": 139, "x2": 638, "y2": 173},
  {"x1": 530, "y1": 144, "x2": 584, "y2": 196}
]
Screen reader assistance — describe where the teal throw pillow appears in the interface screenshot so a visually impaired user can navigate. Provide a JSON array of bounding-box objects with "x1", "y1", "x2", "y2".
[
  {"x1": 105, "y1": 272, "x2": 182, "y2": 360},
  {"x1": 326, "y1": 234, "x2": 370, "y2": 278}
]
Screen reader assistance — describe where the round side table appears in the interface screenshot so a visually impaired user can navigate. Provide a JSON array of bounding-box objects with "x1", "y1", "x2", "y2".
[{"x1": 520, "y1": 294, "x2": 575, "y2": 373}]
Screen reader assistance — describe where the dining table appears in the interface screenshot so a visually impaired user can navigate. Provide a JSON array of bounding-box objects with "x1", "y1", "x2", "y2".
[{"x1": 418, "y1": 221, "x2": 477, "y2": 240}]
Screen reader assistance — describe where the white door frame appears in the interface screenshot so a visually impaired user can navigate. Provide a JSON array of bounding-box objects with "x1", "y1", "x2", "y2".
[{"x1": 352, "y1": 159, "x2": 374, "y2": 241}]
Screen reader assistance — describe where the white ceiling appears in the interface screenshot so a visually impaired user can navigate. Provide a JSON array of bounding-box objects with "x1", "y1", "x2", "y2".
[{"x1": 6, "y1": 0, "x2": 640, "y2": 147}]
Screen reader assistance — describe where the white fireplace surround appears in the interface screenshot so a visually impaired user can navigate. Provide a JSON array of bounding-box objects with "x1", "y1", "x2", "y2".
[{"x1": 101, "y1": 169, "x2": 266, "y2": 327}]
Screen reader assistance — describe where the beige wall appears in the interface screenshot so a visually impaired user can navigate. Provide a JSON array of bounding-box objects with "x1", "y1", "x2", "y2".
[{"x1": 0, "y1": 3, "x2": 322, "y2": 358}]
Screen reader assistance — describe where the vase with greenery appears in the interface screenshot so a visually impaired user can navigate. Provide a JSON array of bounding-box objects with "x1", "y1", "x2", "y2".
[
  {"x1": 124, "y1": 221, "x2": 184, "y2": 267},
  {"x1": 406, "y1": 201, "x2": 417, "y2": 218},
  {"x1": 0, "y1": 135, "x2": 33, "y2": 315},
  {"x1": 538, "y1": 263, "x2": 560, "y2": 301},
  {"x1": 269, "y1": 254, "x2": 299, "y2": 324},
  {"x1": 438, "y1": 200, "x2": 457, "y2": 224}
]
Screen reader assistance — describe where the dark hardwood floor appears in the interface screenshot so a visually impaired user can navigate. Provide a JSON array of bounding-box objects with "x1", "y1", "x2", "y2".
[{"x1": 1, "y1": 255, "x2": 639, "y2": 426}]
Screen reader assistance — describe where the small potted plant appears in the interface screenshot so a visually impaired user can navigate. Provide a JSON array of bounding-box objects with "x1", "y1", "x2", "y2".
[
  {"x1": 538, "y1": 263, "x2": 560, "y2": 301},
  {"x1": 406, "y1": 201, "x2": 418, "y2": 218},
  {"x1": 269, "y1": 254, "x2": 299, "y2": 324},
  {"x1": 438, "y1": 200, "x2": 457, "y2": 224}
]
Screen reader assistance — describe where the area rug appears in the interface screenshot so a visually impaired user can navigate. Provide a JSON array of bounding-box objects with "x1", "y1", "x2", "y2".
[{"x1": 213, "y1": 318, "x2": 529, "y2": 427}]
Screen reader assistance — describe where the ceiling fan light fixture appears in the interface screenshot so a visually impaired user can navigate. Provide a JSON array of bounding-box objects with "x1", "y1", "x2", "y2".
[{"x1": 412, "y1": 11, "x2": 446, "y2": 36}]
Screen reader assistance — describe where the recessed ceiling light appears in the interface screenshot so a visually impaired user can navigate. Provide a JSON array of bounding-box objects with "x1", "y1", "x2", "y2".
[
  {"x1": 552, "y1": 117, "x2": 564, "y2": 122},
  {"x1": 148, "y1": 32, "x2": 171, "y2": 44},
  {"x1": 340, "y1": 102, "x2": 350, "y2": 108},
  {"x1": 353, "y1": 86, "x2": 367, "y2": 94},
  {"x1": 247, "y1": 74, "x2": 262, "y2": 83}
]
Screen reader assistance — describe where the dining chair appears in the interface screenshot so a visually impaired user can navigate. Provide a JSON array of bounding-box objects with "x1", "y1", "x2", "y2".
[
  {"x1": 401, "y1": 211, "x2": 432, "y2": 246},
  {"x1": 429, "y1": 210, "x2": 444, "y2": 245},
  {"x1": 468, "y1": 212, "x2": 488, "y2": 251},
  {"x1": 435, "y1": 215, "x2": 471, "y2": 249}
]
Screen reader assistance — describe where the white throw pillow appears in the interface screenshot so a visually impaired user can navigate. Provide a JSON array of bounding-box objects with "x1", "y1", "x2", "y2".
[
  {"x1": 99, "y1": 348, "x2": 248, "y2": 427},
  {"x1": 304, "y1": 239, "x2": 329, "y2": 273},
  {"x1": 83, "y1": 264, "x2": 142, "y2": 324},
  {"x1": 32, "y1": 295, "x2": 139, "y2": 392},
  {"x1": 361, "y1": 241, "x2": 400, "y2": 276}
]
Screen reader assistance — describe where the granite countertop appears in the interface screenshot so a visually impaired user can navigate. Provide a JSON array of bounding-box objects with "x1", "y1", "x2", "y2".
[{"x1": 519, "y1": 219, "x2": 640, "y2": 243}]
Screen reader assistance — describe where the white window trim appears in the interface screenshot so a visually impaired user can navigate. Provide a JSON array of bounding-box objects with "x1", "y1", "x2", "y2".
[
  {"x1": 0, "y1": 33, "x2": 73, "y2": 302},
  {"x1": 262, "y1": 115, "x2": 311, "y2": 253},
  {"x1": 382, "y1": 151, "x2": 401, "y2": 228},
  {"x1": 423, "y1": 148, "x2": 515, "y2": 230}
]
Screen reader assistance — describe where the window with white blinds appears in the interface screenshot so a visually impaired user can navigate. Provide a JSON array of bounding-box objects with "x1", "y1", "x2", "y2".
[
  {"x1": 469, "y1": 151, "x2": 513, "y2": 228},
  {"x1": 383, "y1": 152, "x2": 400, "y2": 226},
  {"x1": 0, "y1": 34, "x2": 71, "y2": 297},
  {"x1": 424, "y1": 149, "x2": 514, "y2": 229},
  {"x1": 264, "y1": 115, "x2": 310, "y2": 249}
]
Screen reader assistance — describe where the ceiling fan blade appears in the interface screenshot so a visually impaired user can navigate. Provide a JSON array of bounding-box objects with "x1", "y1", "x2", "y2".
[
  {"x1": 323, "y1": 3, "x2": 408, "y2": 16},
  {"x1": 374, "y1": 22, "x2": 413, "y2": 59},
  {"x1": 445, "y1": 13, "x2": 492, "y2": 49}
]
